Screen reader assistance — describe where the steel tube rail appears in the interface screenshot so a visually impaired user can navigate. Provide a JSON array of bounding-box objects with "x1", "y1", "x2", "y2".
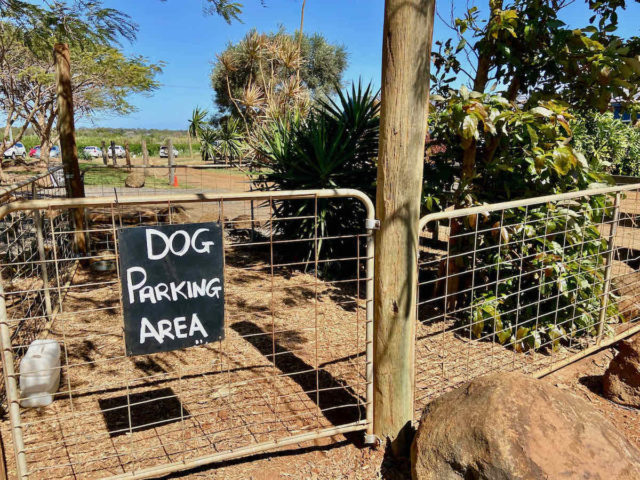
[{"x1": 418, "y1": 182, "x2": 640, "y2": 230}]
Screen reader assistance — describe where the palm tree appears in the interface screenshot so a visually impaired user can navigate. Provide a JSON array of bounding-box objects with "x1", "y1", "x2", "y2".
[
  {"x1": 214, "y1": 117, "x2": 245, "y2": 164},
  {"x1": 188, "y1": 107, "x2": 208, "y2": 140}
]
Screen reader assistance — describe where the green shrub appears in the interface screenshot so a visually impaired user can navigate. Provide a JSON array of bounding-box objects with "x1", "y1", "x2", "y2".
[
  {"x1": 572, "y1": 112, "x2": 640, "y2": 176},
  {"x1": 425, "y1": 90, "x2": 619, "y2": 350}
]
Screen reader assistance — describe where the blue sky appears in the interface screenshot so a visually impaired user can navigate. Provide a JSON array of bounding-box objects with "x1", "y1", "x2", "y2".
[{"x1": 89, "y1": 0, "x2": 640, "y2": 130}]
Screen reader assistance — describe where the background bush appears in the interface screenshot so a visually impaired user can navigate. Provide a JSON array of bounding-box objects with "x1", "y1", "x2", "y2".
[{"x1": 572, "y1": 112, "x2": 640, "y2": 176}]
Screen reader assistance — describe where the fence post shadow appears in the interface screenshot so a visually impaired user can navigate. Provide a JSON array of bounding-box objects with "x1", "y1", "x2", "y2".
[{"x1": 230, "y1": 320, "x2": 366, "y2": 446}]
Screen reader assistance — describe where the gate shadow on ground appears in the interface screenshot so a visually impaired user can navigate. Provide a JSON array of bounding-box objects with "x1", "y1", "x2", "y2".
[{"x1": 230, "y1": 321, "x2": 366, "y2": 444}]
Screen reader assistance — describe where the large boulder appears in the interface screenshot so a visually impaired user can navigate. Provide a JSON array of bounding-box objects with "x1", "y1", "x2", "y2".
[
  {"x1": 125, "y1": 171, "x2": 145, "y2": 188},
  {"x1": 603, "y1": 336, "x2": 640, "y2": 408},
  {"x1": 411, "y1": 373, "x2": 640, "y2": 480}
]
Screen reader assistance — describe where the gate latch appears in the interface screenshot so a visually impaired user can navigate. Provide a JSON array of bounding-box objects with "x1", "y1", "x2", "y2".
[{"x1": 365, "y1": 218, "x2": 380, "y2": 230}]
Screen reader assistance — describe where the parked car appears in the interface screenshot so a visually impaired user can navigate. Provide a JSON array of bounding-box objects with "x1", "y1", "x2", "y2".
[
  {"x1": 83, "y1": 146, "x2": 101, "y2": 158},
  {"x1": 29, "y1": 145, "x2": 60, "y2": 159},
  {"x1": 3, "y1": 142, "x2": 26, "y2": 159},
  {"x1": 108, "y1": 145, "x2": 125, "y2": 158},
  {"x1": 159, "y1": 146, "x2": 179, "y2": 158}
]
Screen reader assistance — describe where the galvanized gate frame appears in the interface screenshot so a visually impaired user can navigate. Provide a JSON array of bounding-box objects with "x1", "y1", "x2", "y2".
[{"x1": 0, "y1": 188, "x2": 375, "y2": 480}]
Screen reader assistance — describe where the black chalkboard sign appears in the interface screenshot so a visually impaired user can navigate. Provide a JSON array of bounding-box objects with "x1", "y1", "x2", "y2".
[{"x1": 118, "y1": 222, "x2": 225, "y2": 356}]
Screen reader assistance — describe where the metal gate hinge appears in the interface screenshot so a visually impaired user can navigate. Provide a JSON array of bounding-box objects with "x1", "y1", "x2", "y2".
[{"x1": 365, "y1": 219, "x2": 380, "y2": 230}]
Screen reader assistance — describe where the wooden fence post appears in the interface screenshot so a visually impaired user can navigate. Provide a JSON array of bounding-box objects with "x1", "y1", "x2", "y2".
[
  {"x1": 168, "y1": 139, "x2": 175, "y2": 186},
  {"x1": 54, "y1": 42, "x2": 86, "y2": 255},
  {"x1": 101, "y1": 140, "x2": 108, "y2": 166},
  {"x1": 373, "y1": 0, "x2": 435, "y2": 455},
  {"x1": 110, "y1": 140, "x2": 117, "y2": 166},
  {"x1": 125, "y1": 141, "x2": 131, "y2": 168},
  {"x1": 141, "y1": 138, "x2": 149, "y2": 175}
]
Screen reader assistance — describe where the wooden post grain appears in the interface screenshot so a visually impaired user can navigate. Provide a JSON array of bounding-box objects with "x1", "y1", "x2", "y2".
[
  {"x1": 54, "y1": 42, "x2": 86, "y2": 255},
  {"x1": 373, "y1": 0, "x2": 435, "y2": 455}
]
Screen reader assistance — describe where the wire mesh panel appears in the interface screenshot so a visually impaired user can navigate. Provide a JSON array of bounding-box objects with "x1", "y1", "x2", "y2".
[
  {"x1": 81, "y1": 165, "x2": 260, "y2": 197},
  {"x1": 0, "y1": 168, "x2": 70, "y2": 412},
  {"x1": 415, "y1": 184, "x2": 640, "y2": 419},
  {"x1": 0, "y1": 189, "x2": 373, "y2": 479}
]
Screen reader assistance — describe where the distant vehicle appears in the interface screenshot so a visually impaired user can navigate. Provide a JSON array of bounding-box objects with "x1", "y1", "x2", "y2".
[
  {"x1": 29, "y1": 145, "x2": 60, "y2": 159},
  {"x1": 159, "y1": 146, "x2": 179, "y2": 158},
  {"x1": 3, "y1": 142, "x2": 26, "y2": 159},
  {"x1": 83, "y1": 146, "x2": 101, "y2": 158},
  {"x1": 108, "y1": 145, "x2": 125, "y2": 158}
]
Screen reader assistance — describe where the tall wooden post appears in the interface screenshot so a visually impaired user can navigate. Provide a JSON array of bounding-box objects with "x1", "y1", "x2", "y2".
[
  {"x1": 124, "y1": 141, "x2": 131, "y2": 167},
  {"x1": 54, "y1": 43, "x2": 86, "y2": 255},
  {"x1": 168, "y1": 139, "x2": 175, "y2": 186},
  {"x1": 110, "y1": 140, "x2": 117, "y2": 166},
  {"x1": 373, "y1": 0, "x2": 435, "y2": 455},
  {"x1": 141, "y1": 138, "x2": 149, "y2": 175},
  {"x1": 101, "y1": 140, "x2": 108, "y2": 165}
]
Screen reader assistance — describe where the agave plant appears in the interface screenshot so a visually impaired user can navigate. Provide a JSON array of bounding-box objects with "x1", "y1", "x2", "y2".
[{"x1": 255, "y1": 81, "x2": 380, "y2": 276}]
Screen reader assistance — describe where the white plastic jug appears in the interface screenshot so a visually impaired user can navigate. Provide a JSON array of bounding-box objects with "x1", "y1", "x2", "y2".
[{"x1": 19, "y1": 339, "x2": 60, "y2": 408}]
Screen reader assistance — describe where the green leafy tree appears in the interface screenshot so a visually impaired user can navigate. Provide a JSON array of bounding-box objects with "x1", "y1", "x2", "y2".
[
  {"x1": 431, "y1": 0, "x2": 640, "y2": 194},
  {"x1": 0, "y1": 28, "x2": 161, "y2": 163}
]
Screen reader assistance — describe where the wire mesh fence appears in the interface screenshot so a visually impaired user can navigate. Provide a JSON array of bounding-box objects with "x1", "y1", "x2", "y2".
[
  {"x1": 0, "y1": 168, "x2": 72, "y2": 413},
  {"x1": 0, "y1": 189, "x2": 373, "y2": 479},
  {"x1": 80, "y1": 164, "x2": 259, "y2": 198},
  {"x1": 414, "y1": 183, "x2": 640, "y2": 419}
]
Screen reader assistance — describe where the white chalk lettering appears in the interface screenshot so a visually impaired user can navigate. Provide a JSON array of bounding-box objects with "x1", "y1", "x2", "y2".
[
  {"x1": 169, "y1": 230, "x2": 190, "y2": 256},
  {"x1": 174, "y1": 317, "x2": 187, "y2": 338},
  {"x1": 157, "y1": 319, "x2": 174, "y2": 340},
  {"x1": 138, "y1": 314, "x2": 209, "y2": 345},
  {"x1": 145, "y1": 228, "x2": 216, "y2": 260},
  {"x1": 170, "y1": 281, "x2": 188, "y2": 301},
  {"x1": 127, "y1": 267, "x2": 147, "y2": 304},
  {"x1": 191, "y1": 228, "x2": 215, "y2": 253},
  {"x1": 146, "y1": 229, "x2": 170, "y2": 260},
  {"x1": 140, "y1": 317, "x2": 163, "y2": 344},
  {"x1": 206, "y1": 278, "x2": 222, "y2": 298},
  {"x1": 189, "y1": 313, "x2": 208, "y2": 338},
  {"x1": 154, "y1": 283, "x2": 171, "y2": 302}
]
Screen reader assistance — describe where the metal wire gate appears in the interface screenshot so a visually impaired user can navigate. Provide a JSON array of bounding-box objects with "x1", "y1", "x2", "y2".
[
  {"x1": 414, "y1": 183, "x2": 640, "y2": 418},
  {"x1": 0, "y1": 189, "x2": 374, "y2": 479},
  {"x1": 0, "y1": 168, "x2": 70, "y2": 412}
]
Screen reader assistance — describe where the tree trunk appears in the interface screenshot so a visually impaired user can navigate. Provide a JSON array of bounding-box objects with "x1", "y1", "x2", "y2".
[
  {"x1": 374, "y1": 0, "x2": 435, "y2": 456},
  {"x1": 188, "y1": 133, "x2": 193, "y2": 160},
  {"x1": 54, "y1": 43, "x2": 86, "y2": 256},
  {"x1": 40, "y1": 139, "x2": 52, "y2": 165}
]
